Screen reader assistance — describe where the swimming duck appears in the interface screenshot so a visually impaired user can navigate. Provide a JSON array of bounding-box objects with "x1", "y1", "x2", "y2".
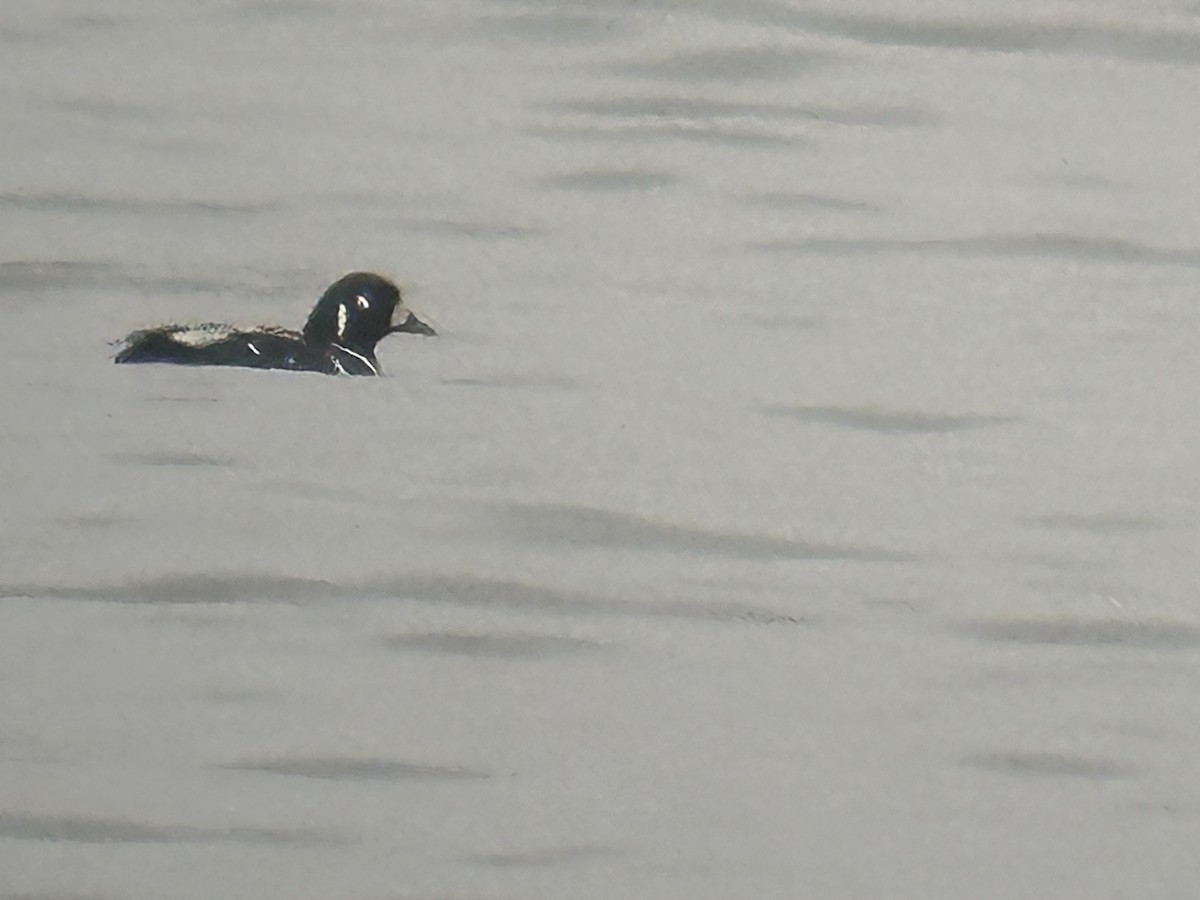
[{"x1": 114, "y1": 272, "x2": 434, "y2": 375}]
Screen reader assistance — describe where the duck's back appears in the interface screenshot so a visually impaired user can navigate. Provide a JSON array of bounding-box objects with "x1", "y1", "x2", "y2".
[{"x1": 115, "y1": 324, "x2": 330, "y2": 372}]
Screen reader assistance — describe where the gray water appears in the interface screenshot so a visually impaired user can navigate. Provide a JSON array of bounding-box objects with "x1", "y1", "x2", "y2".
[{"x1": 4, "y1": 2, "x2": 1200, "y2": 897}]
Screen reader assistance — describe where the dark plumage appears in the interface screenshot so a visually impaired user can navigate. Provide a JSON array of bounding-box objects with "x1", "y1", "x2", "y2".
[{"x1": 114, "y1": 272, "x2": 434, "y2": 375}]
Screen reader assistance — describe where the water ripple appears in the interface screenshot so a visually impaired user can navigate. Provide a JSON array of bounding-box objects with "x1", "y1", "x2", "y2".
[
  {"x1": 383, "y1": 631, "x2": 603, "y2": 658},
  {"x1": 765, "y1": 405, "x2": 1013, "y2": 434},
  {"x1": 222, "y1": 756, "x2": 486, "y2": 781},
  {"x1": 752, "y1": 233, "x2": 1200, "y2": 266},
  {"x1": 0, "y1": 812, "x2": 342, "y2": 846},
  {"x1": 955, "y1": 617, "x2": 1200, "y2": 649},
  {"x1": 781, "y1": 11, "x2": 1200, "y2": 64},
  {"x1": 964, "y1": 751, "x2": 1135, "y2": 779},
  {"x1": 483, "y1": 501, "x2": 904, "y2": 561},
  {"x1": 0, "y1": 573, "x2": 802, "y2": 624}
]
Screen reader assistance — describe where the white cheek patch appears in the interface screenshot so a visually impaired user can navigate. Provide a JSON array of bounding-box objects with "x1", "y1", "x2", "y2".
[
  {"x1": 337, "y1": 302, "x2": 347, "y2": 338},
  {"x1": 356, "y1": 294, "x2": 370, "y2": 310}
]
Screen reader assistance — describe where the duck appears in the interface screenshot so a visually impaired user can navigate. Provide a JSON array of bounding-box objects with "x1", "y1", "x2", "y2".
[{"x1": 114, "y1": 272, "x2": 434, "y2": 375}]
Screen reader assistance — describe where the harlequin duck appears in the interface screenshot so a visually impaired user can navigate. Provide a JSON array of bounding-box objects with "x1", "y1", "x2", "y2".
[{"x1": 114, "y1": 272, "x2": 435, "y2": 375}]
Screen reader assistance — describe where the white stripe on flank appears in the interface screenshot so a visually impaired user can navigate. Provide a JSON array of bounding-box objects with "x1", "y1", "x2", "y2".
[
  {"x1": 331, "y1": 343, "x2": 379, "y2": 375},
  {"x1": 247, "y1": 342, "x2": 260, "y2": 356}
]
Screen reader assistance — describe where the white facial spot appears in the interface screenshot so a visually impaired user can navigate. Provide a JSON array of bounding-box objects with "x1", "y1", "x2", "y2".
[
  {"x1": 337, "y1": 302, "x2": 347, "y2": 338},
  {"x1": 247, "y1": 341, "x2": 261, "y2": 356},
  {"x1": 356, "y1": 294, "x2": 370, "y2": 310}
]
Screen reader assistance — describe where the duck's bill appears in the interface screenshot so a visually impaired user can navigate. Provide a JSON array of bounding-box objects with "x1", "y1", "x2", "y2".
[{"x1": 390, "y1": 311, "x2": 436, "y2": 336}]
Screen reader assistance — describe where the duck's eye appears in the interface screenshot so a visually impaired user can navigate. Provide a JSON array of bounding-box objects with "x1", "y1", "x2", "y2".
[{"x1": 356, "y1": 294, "x2": 370, "y2": 310}]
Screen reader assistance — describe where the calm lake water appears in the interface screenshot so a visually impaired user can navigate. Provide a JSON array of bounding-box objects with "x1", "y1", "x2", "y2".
[{"x1": 4, "y1": 2, "x2": 1200, "y2": 898}]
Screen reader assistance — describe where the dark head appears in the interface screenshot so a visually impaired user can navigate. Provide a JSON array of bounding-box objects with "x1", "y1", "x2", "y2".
[{"x1": 302, "y1": 272, "x2": 435, "y2": 357}]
